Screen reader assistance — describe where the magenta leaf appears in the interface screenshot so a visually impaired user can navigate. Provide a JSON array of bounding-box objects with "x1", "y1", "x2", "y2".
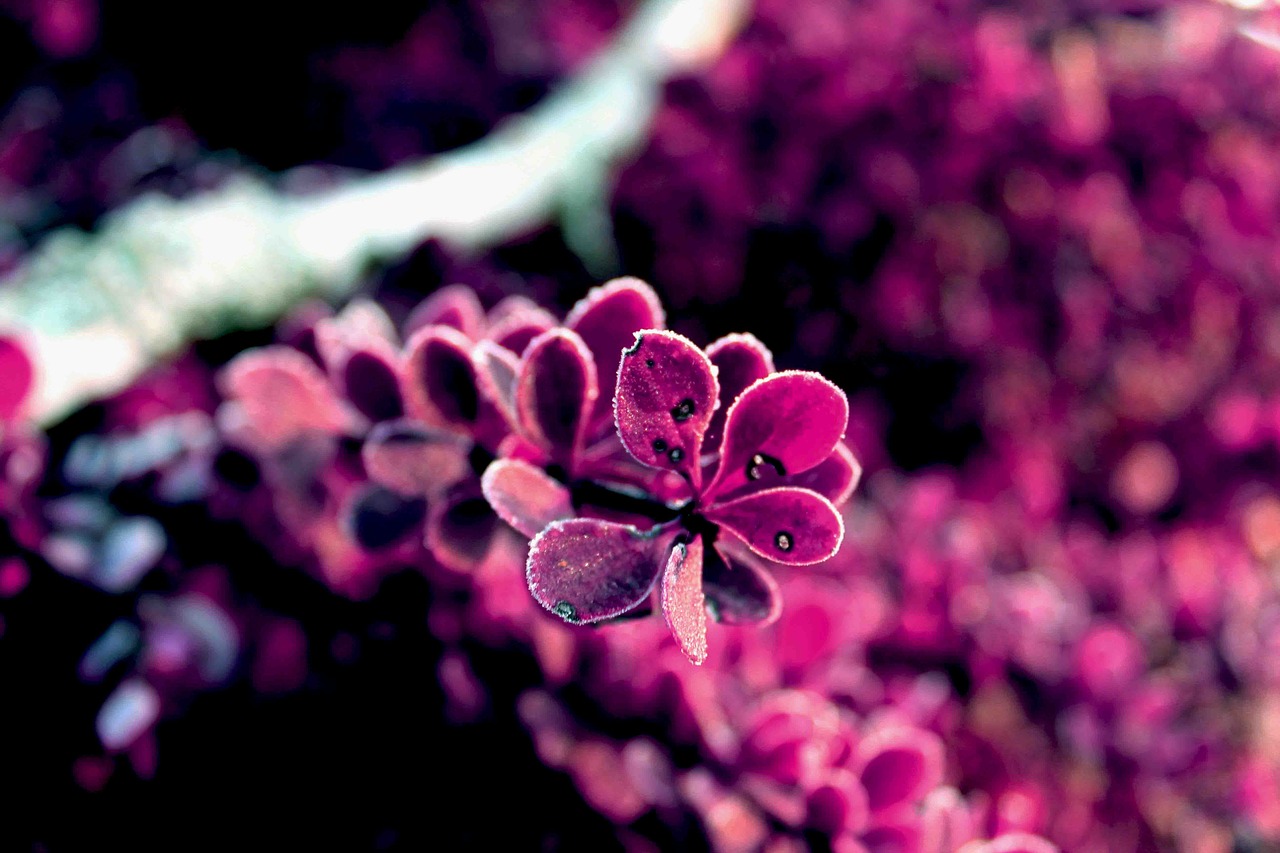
[
  {"x1": 480, "y1": 458, "x2": 575, "y2": 538},
  {"x1": 404, "y1": 284, "x2": 486, "y2": 340},
  {"x1": 515, "y1": 329, "x2": 598, "y2": 464},
  {"x1": 787, "y1": 442, "x2": 861, "y2": 506},
  {"x1": 472, "y1": 340, "x2": 520, "y2": 427},
  {"x1": 403, "y1": 326, "x2": 482, "y2": 431},
  {"x1": 344, "y1": 485, "x2": 428, "y2": 551},
  {"x1": 806, "y1": 769, "x2": 870, "y2": 837},
  {"x1": 704, "y1": 333, "x2": 774, "y2": 451},
  {"x1": 566, "y1": 277, "x2": 666, "y2": 431},
  {"x1": 527, "y1": 518, "x2": 673, "y2": 624},
  {"x1": 339, "y1": 348, "x2": 405, "y2": 423},
  {"x1": 219, "y1": 347, "x2": 352, "y2": 450},
  {"x1": 857, "y1": 728, "x2": 945, "y2": 813},
  {"x1": 862, "y1": 821, "x2": 923, "y2": 853},
  {"x1": 662, "y1": 535, "x2": 708, "y2": 664},
  {"x1": 486, "y1": 294, "x2": 542, "y2": 325},
  {"x1": 977, "y1": 833, "x2": 1061, "y2": 853},
  {"x1": 425, "y1": 480, "x2": 499, "y2": 572},
  {"x1": 314, "y1": 299, "x2": 398, "y2": 370},
  {"x1": 920, "y1": 789, "x2": 976, "y2": 853},
  {"x1": 0, "y1": 334, "x2": 33, "y2": 422},
  {"x1": 719, "y1": 442, "x2": 861, "y2": 505},
  {"x1": 705, "y1": 487, "x2": 844, "y2": 565},
  {"x1": 706, "y1": 370, "x2": 849, "y2": 500},
  {"x1": 362, "y1": 420, "x2": 471, "y2": 497},
  {"x1": 495, "y1": 432, "x2": 548, "y2": 466},
  {"x1": 487, "y1": 305, "x2": 557, "y2": 355},
  {"x1": 702, "y1": 545, "x2": 781, "y2": 625},
  {"x1": 614, "y1": 330, "x2": 718, "y2": 490}
]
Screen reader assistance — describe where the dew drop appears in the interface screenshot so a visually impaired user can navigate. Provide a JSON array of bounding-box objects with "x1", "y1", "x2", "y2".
[
  {"x1": 652, "y1": 438, "x2": 668, "y2": 453},
  {"x1": 645, "y1": 358, "x2": 655, "y2": 368},
  {"x1": 668, "y1": 447, "x2": 684, "y2": 463},
  {"x1": 671, "y1": 398, "x2": 696, "y2": 422},
  {"x1": 775, "y1": 531, "x2": 793, "y2": 552},
  {"x1": 552, "y1": 601, "x2": 579, "y2": 622},
  {"x1": 746, "y1": 452, "x2": 786, "y2": 481}
]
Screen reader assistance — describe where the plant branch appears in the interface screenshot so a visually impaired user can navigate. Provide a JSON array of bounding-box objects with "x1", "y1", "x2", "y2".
[{"x1": 0, "y1": 0, "x2": 749, "y2": 427}]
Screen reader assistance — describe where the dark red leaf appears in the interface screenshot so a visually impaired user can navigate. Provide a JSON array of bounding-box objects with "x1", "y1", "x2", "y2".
[
  {"x1": 566, "y1": 277, "x2": 665, "y2": 432},
  {"x1": 526, "y1": 518, "x2": 674, "y2": 624},
  {"x1": 614, "y1": 330, "x2": 717, "y2": 491},
  {"x1": 403, "y1": 326, "x2": 482, "y2": 431},
  {"x1": 515, "y1": 329, "x2": 598, "y2": 466},
  {"x1": 703, "y1": 544, "x2": 781, "y2": 625}
]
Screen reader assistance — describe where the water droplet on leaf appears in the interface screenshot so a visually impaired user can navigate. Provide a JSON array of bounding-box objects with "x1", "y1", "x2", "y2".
[
  {"x1": 552, "y1": 601, "x2": 579, "y2": 622},
  {"x1": 775, "y1": 531, "x2": 793, "y2": 552},
  {"x1": 746, "y1": 452, "x2": 786, "y2": 481},
  {"x1": 653, "y1": 439, "x2": 668, "y2": 453},
  {"x1": 645, "y1": 358, "x2": 655, "y2": 368},
  {"x1": 671, "y1": 398, "x2": 696, "y2": 422},
  {"x1": 668, "y1": 447, "x2": 684, "y2": 463}
]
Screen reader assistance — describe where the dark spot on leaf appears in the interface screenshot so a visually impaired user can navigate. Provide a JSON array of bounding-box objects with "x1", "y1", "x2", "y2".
[
  {"x1": 652, "y1": 438, "x2": 668, "y2": 453},
  {"x1": 775, "y1": 531, "x2": 793, "y2": 552},
  {"x1": 349, "y1": 486, "x2": 427, "y2": 551},
  {"x1": 746, "y1": 452, "x2": 786, "y2": 481},
  {"x1": 668, "y1": 447, "x2": 684, "y2": 463},
  {"x1": 645, "y1": 358, "x2": 655, "y2": 368},
  {"x1": 671, "y1": 398, "x2": 696, "y2": 422},
  {"x1": 552, "y1": 601, "x2": 579, "y2": 622}
]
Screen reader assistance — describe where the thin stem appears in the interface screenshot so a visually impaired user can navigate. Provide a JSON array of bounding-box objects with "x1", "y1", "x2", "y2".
[{"x1": 569, "y1": 479, "x2": 686, "y2": 524}]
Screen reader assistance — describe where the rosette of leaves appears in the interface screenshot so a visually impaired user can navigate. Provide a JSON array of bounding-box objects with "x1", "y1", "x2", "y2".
[{"x1": 489, "y1": 316, "x2": 860, "y2": 664}]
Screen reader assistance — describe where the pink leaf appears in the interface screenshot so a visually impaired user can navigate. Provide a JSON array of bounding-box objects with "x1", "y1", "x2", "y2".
[
  {"x1": 0, "y1": 334, "x2": 35, "y2": 422},
  {"x1": 425, "y1": 479, "x2": 499, "y2": 572},
  {"x1": 480, "y1": 458, "x2": 575, "y2": 538},
  {"x1": 704, "y1": 333, "x2": 774, "y2": 451},
  {"x1": 516, "y1": 329, "x2": 598, "y2": 465},
  {"x1": 404, "y1": 284, "x2": 486, "y2": 340},
  {"x1": 218, "y1": 347, "x2": 351, "y2": 451},
  {"x1": 566, "y1": 277, "x2": 666, "y2": 432},
  {"x1": 403, "y1": 326, "x2": 483, "y2": 431},
  {"x1": 662, "y1": 535, "x2": 707, "y2": 664},
  {"x1": 361, "y1": 420, "x2": 471, "y2": 497},
  {"x1": 704, "y1": 487, "x2": 844, "y2": 565},
  {"x1": 706, "y1": 371, "x2": 848, "y2": 500}
]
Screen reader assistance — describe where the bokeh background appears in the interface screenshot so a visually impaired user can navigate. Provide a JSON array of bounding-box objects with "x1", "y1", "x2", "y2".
[{"x1": 5, "y1": 0, "x2": 1280, "y2": 849}]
